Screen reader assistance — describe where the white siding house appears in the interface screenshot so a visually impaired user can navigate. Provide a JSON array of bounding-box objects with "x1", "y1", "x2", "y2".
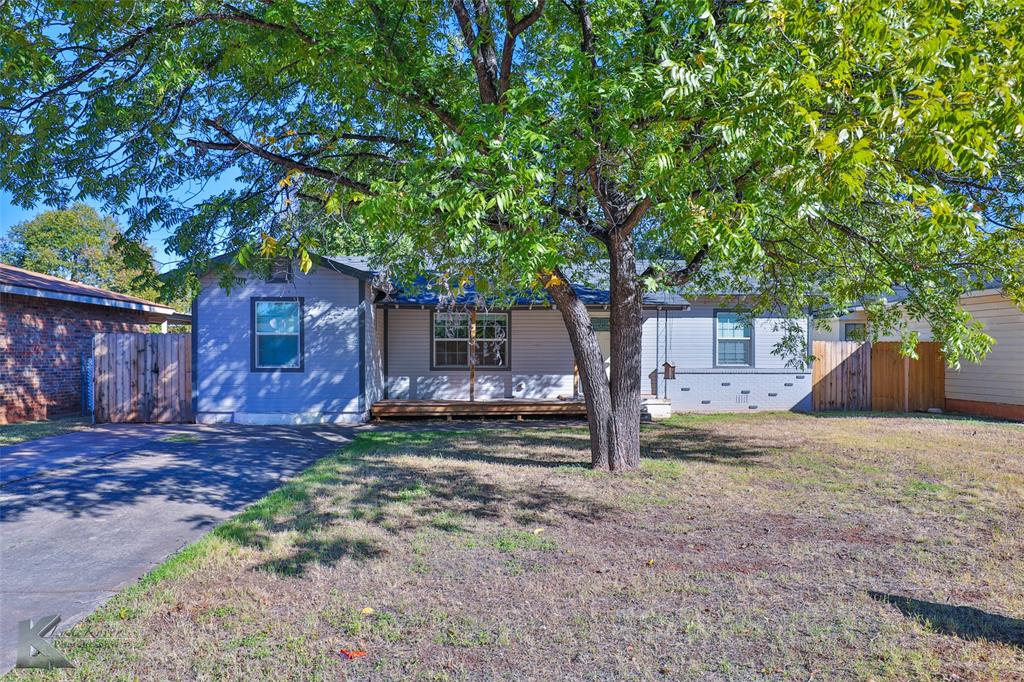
[
  {"x1": 194, "y1": 261, "x2": 371, "y2": 424},
  {"x1": 194, "y1": 259, "x2": 814, "y2": 424},
  {"x1": 382, "y1": 308, "x2": 576, "y2": 401},
  {"x1": 639, "y1": 303, "x2": 811, "y2": 412}
]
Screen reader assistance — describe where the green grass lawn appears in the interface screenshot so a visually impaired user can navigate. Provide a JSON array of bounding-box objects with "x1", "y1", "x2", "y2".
[
  {"x1": 24, "y1": 413, "x2": 1024, "y2": 680},
  {"x1": 0, "y1": 416, "x2": 90, "y2": 446}
]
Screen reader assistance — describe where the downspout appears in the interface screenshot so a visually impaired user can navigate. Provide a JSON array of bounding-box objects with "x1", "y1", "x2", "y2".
[
  {"x1": 382, "y1": 307, "x2": 390, "y2": 399},
  {"x1": 806, "y1": 306, "x2": 814, "y2": 372},
  {"x1": 191, "y1": 295, "x2": 199, "y2": 423},
  {"x1": 806, "y1": 305, "x2": 815, "y2": 413}
]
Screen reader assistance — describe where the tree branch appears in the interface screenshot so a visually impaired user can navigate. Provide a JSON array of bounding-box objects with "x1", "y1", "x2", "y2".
[
  {"x1": 587, "y1": 164, "x2": 617, "y2": 225},
  {"x1": 392, "y1": 89, "x2": 463, "y2": 134},
  {"x1": 450, "y1": 0, "x2": 499, "y2": 103},
  {"x1": 365, "y1": 4, "x2": 465, "y2": 134},
  {"x1": 9, "y1": 9, "x2": 314, "y2": 115},
  {"x1": 188, "y1": 119, "x2": 371, "y2": 193},
  {"x1": 498, "y1": 0, "x2": 546, "y2": 99},
  {"x1": 647, "y1": 245, "x2": 710, "y2": 286},
  {"x1": 614, "y1": 196, "x2": 651, "y2": 236},
  {"x1": 574, "y1": 0, "x2": 598, "y2": 69}
]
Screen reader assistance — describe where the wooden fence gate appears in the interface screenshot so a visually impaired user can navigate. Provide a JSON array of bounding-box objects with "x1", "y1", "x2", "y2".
[
  {"x1": 811, "y1": 341, "x2": 871, "y2": 411},
  {"x1": 870, "y1": 341, "x2": 945, "y2": 412},
  {"x1": 93, "y1": 332, "x2": 193, "y2": 423},
  {"x1": 812, "y1": 340, "x2": 944, "y2": 413}
]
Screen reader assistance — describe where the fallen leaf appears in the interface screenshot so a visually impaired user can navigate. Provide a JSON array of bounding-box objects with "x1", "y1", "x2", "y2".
[
  {"x1": 360, "y1": 607, "x2": 375, "y2": 615},
  {"x1": 339, "y1": 649, "x2": 367, "y2": 660}
]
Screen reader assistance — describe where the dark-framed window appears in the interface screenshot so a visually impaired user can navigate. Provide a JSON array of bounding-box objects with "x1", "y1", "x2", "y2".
[
  {"x1": 714, "y1": 310, "x2": 753, "y2": 367},
  {"x1": 251, "y1": 297, "x2": 304, "y2": 372},
  {"x1": 431, "y1": 311, "x2": 510, "y2": 370},
  {"x1": 843, "y1": 322, "x2": 867, "y2": 342}
]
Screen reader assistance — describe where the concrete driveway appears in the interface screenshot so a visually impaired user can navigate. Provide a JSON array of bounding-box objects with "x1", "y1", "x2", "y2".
[{"x1": 0, "y1": 423, "x2": 359, "y2": 673}]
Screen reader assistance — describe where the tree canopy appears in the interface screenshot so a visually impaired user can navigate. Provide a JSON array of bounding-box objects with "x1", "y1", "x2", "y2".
[
  {"x1": 1, "y1": 203, "x2": 164, "y2": 299},
  {"x1": 2, "y1": 0, "x2": 1022, "y2": 358}
]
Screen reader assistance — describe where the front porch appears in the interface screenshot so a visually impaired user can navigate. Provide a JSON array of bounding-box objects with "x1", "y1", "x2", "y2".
[
  {"x1": 370, "y1": 395, "x2": 672, "y2": 420},
  {"x1": 371, "y1": 398, "x2": 589, "y2": 420}
]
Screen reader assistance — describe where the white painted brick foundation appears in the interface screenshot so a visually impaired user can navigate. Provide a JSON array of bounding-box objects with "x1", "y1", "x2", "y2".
[{"x1": 668, "y1": 370, "x2": 812, "y2": 412}]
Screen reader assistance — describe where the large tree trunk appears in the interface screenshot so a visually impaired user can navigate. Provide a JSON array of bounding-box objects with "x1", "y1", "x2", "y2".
[
  {"x1": 606, "y1": 233, "x2": 643, "y2": 471},
  {"x1": 545, "y1": 272, "x2": 612, "y2": 470}
]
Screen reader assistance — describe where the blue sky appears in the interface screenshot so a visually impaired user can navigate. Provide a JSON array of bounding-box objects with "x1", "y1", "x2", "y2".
[
  {"x1": 0, "y1": 191, "x2": 177, "y2": 271},
  {"x1": 1, "y1": 172, "x2": 238, "y2": 272}
]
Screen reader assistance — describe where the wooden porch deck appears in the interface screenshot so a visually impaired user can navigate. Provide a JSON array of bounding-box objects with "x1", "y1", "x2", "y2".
[{"x1": 371, "y1": 399, "x2": 588, "y2": 419}]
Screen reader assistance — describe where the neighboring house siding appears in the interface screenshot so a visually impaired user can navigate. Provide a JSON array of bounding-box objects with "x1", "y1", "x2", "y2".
[
  {"x1": 195, "y1": 266, "x2": 365, "y2": 424},
  {"x1": 640, "y1": 303, "x2": 811, "y2": 412},
  {"x1": 813, "y1": 311, "x2": 932, "y2": 342},
  {"x1": 814, "y1": 292, "x2": 1023, "y2": 420},
  {"x1": 946, "y1": 293, "x2": 1024, "y2": 417},
  {"x1": 384, "y1": 308, "x2": 575, "y2": 400},
  {"x1": 0, "y1": 293, "x2": 150, "y2": 423}
]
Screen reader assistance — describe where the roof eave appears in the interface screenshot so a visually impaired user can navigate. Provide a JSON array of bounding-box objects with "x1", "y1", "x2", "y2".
[
  {"x1": 0, "y1": 284, "x2": 176, "y2": 317},
  {"x1": 318, "y1": 256, "x2": 372, "y2": 281}
]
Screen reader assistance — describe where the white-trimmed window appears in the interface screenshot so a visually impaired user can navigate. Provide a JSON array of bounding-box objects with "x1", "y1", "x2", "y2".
[
  {"x1": 843, "y1": 322, "x2": 866, "y2": 342},
  {"x1": 252, "y1": 298, "x2": 303, "y2": 371},
  {"x1": 432, "y1": 312, "x2": 509, "y2": 369},
  {"x1": 474, "y1": 313, "x2": 509, "y2": 368},
  {"x1": 715, "y1": 311, "x2": 752, "y2": 367},
  {"x1": 433, "y1": 312, "x2": 470, "y2": 368}
]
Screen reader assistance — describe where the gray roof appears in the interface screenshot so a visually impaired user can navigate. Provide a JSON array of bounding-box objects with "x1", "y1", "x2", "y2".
[
  {"x1": 834, "y1": 279, "x2": 1004, "y2": 313},
  {"x1": 0, "y1": 263, "x2": 175, "y2": 316},
  {"x1": 322, "y1": 256, "x2": 374, "y2": 278}
]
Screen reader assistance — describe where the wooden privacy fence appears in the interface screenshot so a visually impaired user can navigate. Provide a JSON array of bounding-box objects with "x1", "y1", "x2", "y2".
[
  {"x1": 870, "y1": 341, "x2": 945, "y2": 413},
  {"x1": 812, "y1": 340, "x2": 944, "y2": 413},
  {"x1": 812, "y1": 341, "x2": 871, "y2": 411},
  {"x1": 93, "y1": 333, "x2": 193, "y2": 423}
]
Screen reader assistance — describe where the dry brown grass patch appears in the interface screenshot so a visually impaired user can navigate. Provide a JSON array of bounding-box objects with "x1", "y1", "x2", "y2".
[{"x1": 26, "y1": 413, "x2": 1024, "y2": 681}]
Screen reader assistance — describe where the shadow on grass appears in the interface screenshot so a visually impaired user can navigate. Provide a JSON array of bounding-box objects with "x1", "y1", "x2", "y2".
[
  {"x1": 869, "y1": 591, "x2": 1024, "y2": 648},
  {"x1": 342, "y1": 442, "x2": 616, "y2": 531},
  {"x1": 205, "y1": 415, "x2": 793, "y2": 577},
  {"x1": 408, "y1": 422, "x2": 771, "y2": 470},
  {"x1": 261, "y1": 536, "x2": 384, "y2": 576},
  {"x1": 642, "y1": 423, "x2": 769, "y2": 466},
  {"x1": 211, "y1": 429, "x2": 621, "y2": 576}
]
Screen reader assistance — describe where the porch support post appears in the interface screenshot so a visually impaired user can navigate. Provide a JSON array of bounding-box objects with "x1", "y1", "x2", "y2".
[
  {"x1": 469, "y1": 308, "x2": 477, "y2": 402},
  {"x1": 382, "y1": 308, "x2": 389, "y2": 399}
]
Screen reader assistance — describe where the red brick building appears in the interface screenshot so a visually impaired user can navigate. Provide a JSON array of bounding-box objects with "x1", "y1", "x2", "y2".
[{"x1": 1, "y1": 264, "x2": 176, "y2": 423}]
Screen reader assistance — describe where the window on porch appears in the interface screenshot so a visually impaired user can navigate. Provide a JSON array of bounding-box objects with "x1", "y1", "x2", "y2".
[{"x1": 432, "y1": 312, "x2": 509, "y2": 369}]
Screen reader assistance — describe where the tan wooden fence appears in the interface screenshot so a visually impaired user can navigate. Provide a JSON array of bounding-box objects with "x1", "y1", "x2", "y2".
[
  {"x1": 870, "y1": 341, "x2": 945, "y2": 412},
  {"x1": 93, "y1": 333, "x2": 193, "y2": 423},
  {"x1": 812, "y1": 340, "x2": 945, "y2": 413},
  {"x1": 811, "y1": 341, "x2": 871, "y2": 411}
]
